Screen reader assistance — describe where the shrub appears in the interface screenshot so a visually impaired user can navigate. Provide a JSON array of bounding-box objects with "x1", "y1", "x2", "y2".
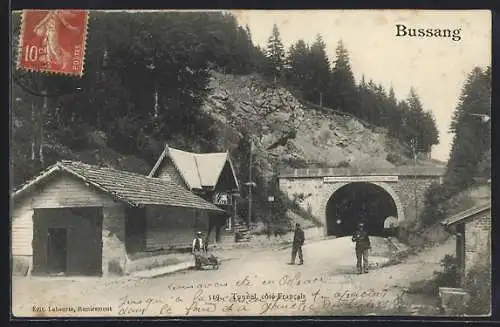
[
  {"x1": 334, "y1": 160, "x2": 350, "y2": 168},
  {"x1": 397, "y1": 219, "x2": 427, "y2": 248},
  {"x1": 464, "y1": 256, "x2": 491, "y2": 315},
  {"x1": 283, "y1": 156, "x2": 309, "y2": 169},
  {"x1": 53, "y1": 122, "x2": 92, "y2": 150},
  {"x1": 407, "y1": 254, "x2": 458, "y2": 296},
  {"x1": 251, "y1": 221, "x2": 267, "y2": 235},
  {"x1": 386, "y1": 152, "x2": 404, "y2": 165},
  {"x1": 476, "y1": 149, "x2": 491, "y2": 179},
  {"x1": 433, "y1": 255, "x2": 459, "y2": 289},
  {"x1": 419, "y1": 182, "x2": 447, "y2": 227}
]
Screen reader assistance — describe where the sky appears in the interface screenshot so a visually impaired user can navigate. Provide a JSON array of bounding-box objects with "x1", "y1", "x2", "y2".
[{"x1": 232, "y1": 10, "x2": 491, "y2": 162}]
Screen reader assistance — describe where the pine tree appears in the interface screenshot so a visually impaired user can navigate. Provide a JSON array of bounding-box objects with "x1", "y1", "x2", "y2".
[
  {"x1": 421, "y1": 112, "x2": 440, "y2": 154},
  {"x1": 330, "y1": 40, "x2": 357, "y2": 114},
  {"x1": 372, "y1": 83, "x2": 389, "y2": 126},
  {"x1": 385, "y1": 86, "x2": 402, "y2": 137},
  {"x1": 388, "y1": 86, "x2": 397, "y2": 107},
  {"x1": 402, "y1": 88, "x2": 439, "y2": 154},
  {"x1": 357, "y1": 75, "x2": 378, "y2": 123},
  {"x1": 265, "y1": 24, "x2": 286, "y2": 82},
  {"x1": 307, "y1": 34, "x2": 331, "y2": 106},
  {"x1": 245, "y1": 24, "x2": 252, "y2": 42},
  {"x1": 444, "y1": 67, "x2": 491, "y2": 193},
  {"x1": 233, "y1": 25, "x2": 254, "y2": 74},
  {"x1": 405, "y1": 88, "x2": 425, "y2": 146},
  {"x1": 286, "y1": 39, "x2": 310, "y2": 92},
  {"x1": 420, "y1": 67, "x2": 490, "y2": 227},
  {"x1": 394, "y1": 98, "x2": 416, "y2": 157},
  {"x1": 253, "y1": 45, "x2": 269, "y2": 74}
]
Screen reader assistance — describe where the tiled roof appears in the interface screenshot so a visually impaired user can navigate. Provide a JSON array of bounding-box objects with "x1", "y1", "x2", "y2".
[
  {"x1": 13, "y1": 161, "x2": 224, "y2": 212},
  {"x1": 440, "y1": 203, "x2": 491, "y2": 227},
  {"x1": 279, "y1": 166, "x2": 446, "y2": 178},
  {"x1": 148, "y1": 145, "x2": 239, "y2": 191}
]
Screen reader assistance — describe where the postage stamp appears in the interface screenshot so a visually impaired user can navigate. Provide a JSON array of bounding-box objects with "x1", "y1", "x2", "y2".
[
  {"x1": 16, "y1": 10, "x2": 89, "y2": 76},
  {"x1": 10, "y1": 9, "x2": 492, "y2": 319}
]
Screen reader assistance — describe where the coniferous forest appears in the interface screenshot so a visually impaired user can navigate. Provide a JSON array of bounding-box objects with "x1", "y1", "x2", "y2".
[
  {"x1": 420, "y1": 67, "x2": 491, "y2": 227},
  {"x1": 11, "y1": 12, "x2": 441, "y2": 185},
  {"x1": 12, "y1": 11, "x2": 490, "y2": 231},
  {"x1": 10, "y1": 11, "x2": 492, "y2": 317}
]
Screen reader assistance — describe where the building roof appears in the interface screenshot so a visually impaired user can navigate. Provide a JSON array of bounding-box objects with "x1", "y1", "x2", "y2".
[
  {"x1": 12, "y1": 160, "x2": 224, "y2": 212},
  {"x1": 440, "y1": 203, "x2": 491, "y2": 227},
  {"x1": 148, "y1": 144, "x2": 240, "y2": 191},
  {"x1": 279, "y1": 166, "x2": 446, "y2": 178}
]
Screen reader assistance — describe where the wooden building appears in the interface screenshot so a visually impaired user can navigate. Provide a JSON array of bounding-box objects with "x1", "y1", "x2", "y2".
[
  {"x1": 11, "y1": 160, "x2": 224, "y2": 277},
  {"x1": 440, "y1": 203, "x2": 491, "y2": 287},
  {"x1": 148, "y1": 144, "x2": 241, "y2": 243}
]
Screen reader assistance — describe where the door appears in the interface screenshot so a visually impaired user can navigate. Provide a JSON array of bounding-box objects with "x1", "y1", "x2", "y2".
[
  {"x1": 33, "y1": 207, "x2": 103, "y2": 276},
  {"x1": 47, "y1": 228, "x2": 67, "y2": 274},
  {"x1": 66, "y1": 207, "x2": 103, "y2": 276}
]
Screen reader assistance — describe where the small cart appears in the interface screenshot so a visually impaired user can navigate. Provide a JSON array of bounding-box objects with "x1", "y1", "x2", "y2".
[{"x1": 194, "y1": 252, "x2": 221, "y2": 270}]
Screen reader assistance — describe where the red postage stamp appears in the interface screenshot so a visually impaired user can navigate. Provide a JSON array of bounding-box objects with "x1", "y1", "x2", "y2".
[{"x1": 17, "y1": 10, "x2": 89, "y2": 76}]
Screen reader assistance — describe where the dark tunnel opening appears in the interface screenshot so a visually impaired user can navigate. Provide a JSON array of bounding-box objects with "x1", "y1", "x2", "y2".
[{"x1": 326, "y1": 182, "x2": 398, "y2": 237}]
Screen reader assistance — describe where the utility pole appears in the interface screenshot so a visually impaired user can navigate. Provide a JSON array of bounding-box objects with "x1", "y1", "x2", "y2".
[
  {"x1": 232, "y1": 193, "x2": 239, "y2": 230},
  {"x1": 410, "y1": 138, "x2": 418, "y2": 220},
  {"x1": 267, "y1": 172, "x2": 276, "y2": 238},
  {"x1": 246, "y1": 138, "x2": 255, "y2": 228}
]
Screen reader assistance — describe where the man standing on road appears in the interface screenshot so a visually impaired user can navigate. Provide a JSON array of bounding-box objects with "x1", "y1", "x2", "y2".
[
  {"x1": 352, "y1": 222, "x2": 371, "y2": 274},
  {"x1": 290, "y1": 223, "x2": 305, "y2": 265},
  {"x1": 192, "y1": 231, "x2": 205, "y2": 270}
]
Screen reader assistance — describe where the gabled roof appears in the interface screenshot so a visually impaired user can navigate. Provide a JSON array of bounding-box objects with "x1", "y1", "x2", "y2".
[
  {"x1": 12, "y1": 161, "x2": 224, "y2": 212},
  {"x1": 440, "y1": 203, "x2": 491, "y2": 227},
  {"x1": 148, "y1": 144, "x2": 240, "y2": 191}
]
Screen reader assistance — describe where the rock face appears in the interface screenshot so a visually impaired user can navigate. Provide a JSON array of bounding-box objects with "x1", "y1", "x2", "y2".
[{"x1": 202, "y1": 71, "x2": 411, "y2": 173}]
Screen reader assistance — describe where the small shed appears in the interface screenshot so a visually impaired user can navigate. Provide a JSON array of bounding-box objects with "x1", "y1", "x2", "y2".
[
  {"x1": 440, "y1": 203, "x2": 491, "y2": 287},
  {"x1": 149, "y1": 144, "x2": 241, "y2": 243},
  {"x1": 12, "y1": 160, "x2": 224, "y2": 277}
]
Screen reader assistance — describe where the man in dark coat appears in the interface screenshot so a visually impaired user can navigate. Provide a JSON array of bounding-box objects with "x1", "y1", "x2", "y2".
[
  {"x1": 290, "y1": 223, "x2": 305, "y2": 265},
  {"x1": 352, "y1": 222, "x2": 371, "y2": 274}
]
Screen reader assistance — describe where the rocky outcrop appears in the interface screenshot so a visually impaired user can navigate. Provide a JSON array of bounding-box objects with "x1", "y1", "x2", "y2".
[{"x1": 202, "y1": 71, "x2": 409, "y2": 173}]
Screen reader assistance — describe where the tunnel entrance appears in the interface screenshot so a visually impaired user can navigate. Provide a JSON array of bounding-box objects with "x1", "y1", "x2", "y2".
[{"x1": 326, "y1": 182, "x2": 398, "y2": 237}]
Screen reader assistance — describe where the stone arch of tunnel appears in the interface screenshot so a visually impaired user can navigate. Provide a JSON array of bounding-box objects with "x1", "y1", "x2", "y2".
[{"x1": 325, "y1": 182, "x2": 402, "y2": 237}]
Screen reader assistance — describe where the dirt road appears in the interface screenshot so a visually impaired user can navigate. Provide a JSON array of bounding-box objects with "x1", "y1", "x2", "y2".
[{"x1": 12, "y1": 237, "x2": 455, "y2": 317}]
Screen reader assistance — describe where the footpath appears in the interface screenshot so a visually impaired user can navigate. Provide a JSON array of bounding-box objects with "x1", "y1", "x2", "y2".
[
  {"x1": 129, "y1": 246, "x2": 268, "y2": 278},
  {"x1": 129, "y1": 234, "x2": 413, "y2": 279}
]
